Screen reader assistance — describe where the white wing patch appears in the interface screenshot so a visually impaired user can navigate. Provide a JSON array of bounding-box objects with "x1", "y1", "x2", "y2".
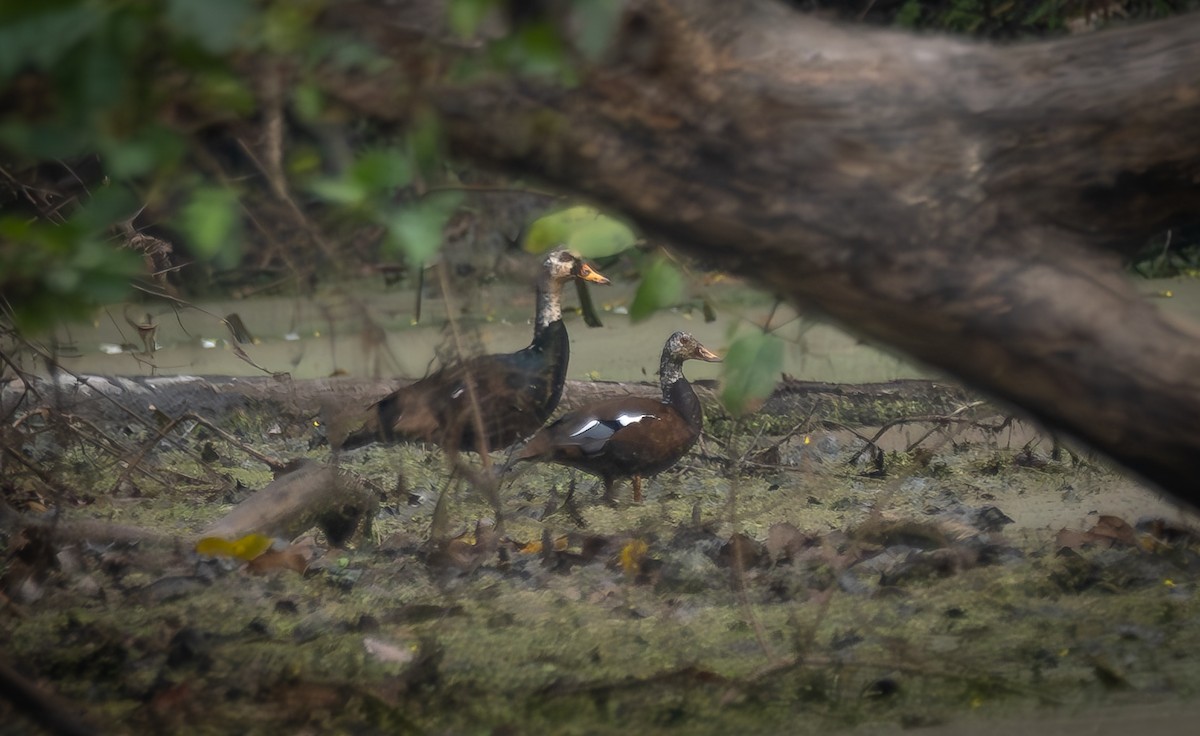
[
  {"x1": 616, "y1": 412, "x2": 652, "y2": 427},
  {"x1": 569, "y1": 419, "x2": 601, "y2": 437},
  {"x1": 449, "y1": 386, "x2": 465, "y2": 399}
]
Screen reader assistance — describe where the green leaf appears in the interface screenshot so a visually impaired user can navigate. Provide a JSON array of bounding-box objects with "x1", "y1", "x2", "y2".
[
  {"x1": 165, "y1": 0, "x2": 253, "y2": 54},
  {"x1": 0, "y1": 3, "x2": 102, "y2": 81},
  {"x1": 101, "y1": 127, "x2": 184, "y2": 180},
  {"x1": 71, "y1": 185, "x2": 139, "y2": 234},
  {"x1": 574, "y1": 0, "x2": 623, "y2": 61},
  {"x1": 524, "y1": 206, "x2": 637, "y2": 257},
  {"x1": 407, "y1": 111, "x2": 443, "y2": 181},
  {"x1": 194, "y1": 70, "x2": 256, "y2": 116},
  {"x1": 181, "y1": 186, "x2": 241, "y2": 263},
  {"x1": 895, "y1": 0, "x2": 923, "y2": 28},
  {"x1": 291, "y1": 82, "x2": 323, "y2": 122},
  {"x1": 629, "y1": 256, "x2": 684, "y2": 322},
  {"x1": 491, "y1": 21, "x2": 572, "y2": 80},
  {"x1": 0, "y1": 211, "x2": 141, "y2": 334},
  {"x1": 382, "y1": 193, "x2": 462, "y2": 265},
  {"x1": 310, "y1": 177, "x2": 368, "y2": 207},
  {"x1": 720, "y1": 331, "x2": 783, "y2": 416},
  {"x1": 448, "y1": 0, "x2": 495, "y2": 38},
  {"x1": 260, "y1": 1, "x2": 316, "y2": 53},
  {"x1": 354, "y1": 148, "x2": 412, "y2": 191},
  {"x1": 310, "y1": 148, "x2": 412, "y2": 208}
]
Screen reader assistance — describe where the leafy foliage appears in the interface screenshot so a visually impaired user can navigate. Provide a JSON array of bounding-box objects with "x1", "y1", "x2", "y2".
[
  {"x1": 720, "y1": 330, "x2": 784, "y2": 416},
  {"x1": 629, "y1": 256, "x2": 685, "y2": 322},
  {"x1": 838, "y1": 0, "x2": 1200, "y2": 39},
  {"x1": 0, "y1": 187, "x2": 143, "y2": 333},
  {"x1": 524, "y1": 206, "x2": 639, "y2": 258},
  {"x1": 0, "y1": 0, "x2": 258, "y2": 331}
]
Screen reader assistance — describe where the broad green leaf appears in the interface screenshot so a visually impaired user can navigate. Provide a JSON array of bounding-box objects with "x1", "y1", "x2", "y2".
[
  {"x1": 310, "y1": 148, "x2": 412, "y2": 207},
  {"x1": 524, "y1": 206, "x2": 637, "y2": 257},
  {"x1": 895, "y1": 0, "x2": 923, "y2": 28},
  {"x1": 181, "y1": 186, "x2": 241, "y2": 263},
  {"x1": 101, "y1": 128, "x2": 184, "y2": 180},
  {"x1": 491, "y1": 21, "x2": 573, "y2": 80},
  {"x1": 629, "y1": 256, "x2": 684, "y2": 322},
  {"x1": 448, "y1": 0, "x2": 495, "y2": 38},
  {"x1": 260, "y1": 1, "x2": 317, "y2": 53},
  {"x1": 720, "y1": 331, "x2": 783, "y2": 416},
  {"x1": 407, "y1": 111, "x2": 443, "y2": 181},
  {"x1": 383, "y1": 193, "x2": 462, "y2": 265},
  {"x1": 71, "y1": 185, "x2": 139, "y2": 234},
  {"x1": 194, "y1": 70, "x2": 256, "y2": 116},
  {"x1": 76, "y1": 33, "x2": 124, "y2": 110},
  {"x1": 574, "y1": 0, "x2": 623, "y2": 60},
  {"x1": 0, "y1": 120, "x2": 90, "y2": 160},
  {"x1": 0, "y1": 3, "x2": 102, "y2": 81},
  {"x1": 0, "y1": 212, "x2": 141, "y2": 334},
  {"x1": 353, "y1": 148, "x2": 412, "y2": 191},
  {"x1": 166, "y1": 0, "x2": 253, "y2": 54},
  {"x1": 310, "y1": 177, "x2": 368, "y2": 207},
  {"x1": 291, "y1": 82, "x2": 323, "y2": 122}
]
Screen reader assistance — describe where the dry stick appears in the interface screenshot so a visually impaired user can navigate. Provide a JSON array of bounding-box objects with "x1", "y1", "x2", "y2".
[
  {"x1": 234, "y1": 137, "x2": 341, "y2": 265},
  {"x1": 0, "y1": 659, "x2": 98, "y2": 736},
  {"x1": 1, "y1": 445, "x2": 75, "y2": 498},
  {"x1": 110, "y1": 411, "x2": 286, "y2": 495},
  {"x1": 58, "y1": 413, "x2": 183, "y2": 490},
  {"x1": 901, "y1": 400, "x2": 988, "y2": 452},
  {"x1": 723, "y1": 419, "x2": 781, "y2": 665},
  {"x1": 843, "y1": 410, "x2": 1006, "y2": 467},
  {"x1": 432, "y1": 263, "x2": 506, "y2": 527},
  {"x1": 734, "y1": 399, "x2": 823, "y2": 469},
  {"x1": 745, "y1": 652, "x2": 1055, "y2": 704},
  {"x1": 0, "y1": 166, "x2": 68, "y2": 223},
  {"x1": 422, "y1": 183, "x2": 563, "y2": 199}
]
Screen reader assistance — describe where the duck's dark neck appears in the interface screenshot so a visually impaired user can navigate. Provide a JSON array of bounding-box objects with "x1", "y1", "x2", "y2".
[
  {"x1": 534, "y1": 274, "x2": 565, "y2": 339},
  {"x1": 660, "y1": 356, "x2": 703, "y2": 430}
]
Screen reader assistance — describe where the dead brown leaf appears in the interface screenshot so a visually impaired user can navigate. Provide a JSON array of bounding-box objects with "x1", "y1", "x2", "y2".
[{"x1": 246, "y1": 544, "x2": 313, "y2": 574}]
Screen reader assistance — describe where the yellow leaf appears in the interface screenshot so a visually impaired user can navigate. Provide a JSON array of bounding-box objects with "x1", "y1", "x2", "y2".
[
  {"x1": 195, "y1": 533, "x2": 274, "y2": 561},
  {"x1": 619, "y1": 539, "x2": 649, "y2": 577},
  {"x1": 518, "y1": 540, "x2": 544, "y2": 554}
]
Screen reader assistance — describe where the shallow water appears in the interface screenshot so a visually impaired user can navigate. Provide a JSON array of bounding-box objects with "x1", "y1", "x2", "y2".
[{"x1": 20, "y1": 274, "x2": 1200, "y2": 387}]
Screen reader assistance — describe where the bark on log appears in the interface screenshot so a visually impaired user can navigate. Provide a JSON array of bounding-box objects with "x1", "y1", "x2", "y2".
[
  {"x1": 2, "y1": 374, "x2": 981, "y2": 436},
  {"x1": 202, "y1": 460, "x2": 377, "y2": 546},
  {"x1": 313, "y1": 1, "x2": 1200, "y2": 503}
]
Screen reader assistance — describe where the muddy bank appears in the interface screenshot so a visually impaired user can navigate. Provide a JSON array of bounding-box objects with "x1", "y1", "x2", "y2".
[{"x1": 4, "y1": 375, "x2": 1200, "y2": 733}]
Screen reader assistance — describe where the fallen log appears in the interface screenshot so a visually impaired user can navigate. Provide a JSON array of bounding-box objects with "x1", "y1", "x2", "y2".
[
  {"x1": 201, "y1": 459, "x2": 378, "y2": 547},
  {"x1": 313, "y1": 0, "x2": 1200, "y2": 503}
]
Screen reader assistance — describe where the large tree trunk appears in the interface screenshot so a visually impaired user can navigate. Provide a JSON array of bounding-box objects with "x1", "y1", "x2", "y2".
[{"x1": 317, "y1": 1, "x2": 1200, "y2": 502}]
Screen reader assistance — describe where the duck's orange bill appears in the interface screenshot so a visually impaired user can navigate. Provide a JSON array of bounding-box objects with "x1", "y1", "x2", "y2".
[
  {"x1": 577, "y1": 263, "x2": 611, "y2": 285},
  {"x1": 697, "y1": 345, "x2": 722, "y2": 362}
]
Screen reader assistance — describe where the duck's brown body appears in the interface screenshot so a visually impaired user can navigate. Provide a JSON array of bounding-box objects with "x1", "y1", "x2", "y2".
[
  {"x1": 515, "y1": 331, "x2": 719, "y2": 502},
  {"x1": 339, "y1": 251, "x2": 607, "y2": 454}
]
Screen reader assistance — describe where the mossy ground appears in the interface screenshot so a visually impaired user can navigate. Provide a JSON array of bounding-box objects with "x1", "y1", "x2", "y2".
[{"x1": 4, "y1": 414, "x2": 1200, "y2": 735}]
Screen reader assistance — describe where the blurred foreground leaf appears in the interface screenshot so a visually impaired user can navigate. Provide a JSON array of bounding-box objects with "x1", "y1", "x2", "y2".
[
  {"x1": 721, "y1": 331, "x2": 783, "y2": 415},
  {"x1": 525, "y1": 205, "x2": 637, "y2": 258},
  {"x1": 383, "y1": 192, "x2": 462, "y2": 265},
  {"x1": 0, "y1": 187, "x2": 142, "y2": 333},
  {"x1": 629, "y1": 256, "x2": 684, "y2": 322},
  {"x1": 181, "y1": 186, "x2": 241, "y2": 265}
]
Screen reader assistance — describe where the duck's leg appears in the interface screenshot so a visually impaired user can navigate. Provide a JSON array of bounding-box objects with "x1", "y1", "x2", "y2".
[
  {"x1": 601, "y1": 477, "x2": 617, "y2": 505},
  {"x1": 632, "y1": 475, "x2": 643, "y2": 504}
]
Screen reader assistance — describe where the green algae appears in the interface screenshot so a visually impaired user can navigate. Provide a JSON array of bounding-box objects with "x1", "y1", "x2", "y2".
[{"x1": 5, "y1": 413, "x2": 1200, "y2": 734}]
